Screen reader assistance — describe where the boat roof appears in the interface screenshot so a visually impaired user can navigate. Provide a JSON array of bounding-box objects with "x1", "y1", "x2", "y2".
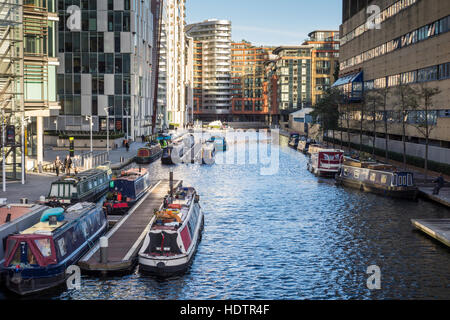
[
  {"x1": 116, "y1": 168, "x2": 148, "y2": 182},
  {"x1": 20, "y1": 203, "x2": 97, "y2": 236},
  {"x1": 152, "y1": 187, "x2": 196, "y2": 231},
  {"x1": 53, "y1": 166, "x2": 110, "y2": 184}
]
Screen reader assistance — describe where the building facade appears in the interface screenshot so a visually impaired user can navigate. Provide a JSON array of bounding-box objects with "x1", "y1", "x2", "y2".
[
  {"x1": 231, "y1": 41, "x2": 271, "y2": 122},
  {"x1": 0, "y1": 0, "x2": 59, "y2": 170},
  {"x1": 303, "y1": 30, "x2": 340, "y2": 104},
  {"x1": 334, "y1": 0, "x2": 450, "y2": 164},
  {"x1": 186, "y1": 19, "x2": 232, "y2": 123},
  {"x1": 156, "y1": 0, "x2": 186, "y2": 129},
  {"x1": 54, "y1": 0, "x2": 154, "y2": 139}
]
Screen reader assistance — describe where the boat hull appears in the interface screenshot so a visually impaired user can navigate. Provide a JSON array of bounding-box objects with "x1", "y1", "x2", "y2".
[
  {"x1": 335, "y1": 176, "x2": 418, "y2": 200},
  {"x1": 139, "y1": 215, "x2": 204, "y2": 277}
]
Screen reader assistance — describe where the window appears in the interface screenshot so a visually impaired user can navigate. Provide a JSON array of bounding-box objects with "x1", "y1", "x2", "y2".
[{"x1": 35, "y1": 239, "x2": 52, "y2": 257}]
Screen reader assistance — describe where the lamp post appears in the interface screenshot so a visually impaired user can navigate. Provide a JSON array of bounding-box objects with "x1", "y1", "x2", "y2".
[{"x1": 104, "y1": 107, "x2": 111, "y2": 154}]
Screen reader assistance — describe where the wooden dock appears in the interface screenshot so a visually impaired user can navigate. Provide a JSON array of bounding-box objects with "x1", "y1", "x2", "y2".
[
  {"x1": 411, "y1": 219, "x2": 450, "y2": 248},
  {"x1": 78, "y1": 179, "x2": 181, "y2": 273}
]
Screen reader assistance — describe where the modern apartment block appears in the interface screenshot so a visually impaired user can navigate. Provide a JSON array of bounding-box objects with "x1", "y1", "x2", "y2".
[
  {"x1": 156, "y1": 0, "x2": 187, "y2": 129},
  {"x1": 54, "y1": 0, "x2": 154, "y2": 139},
  {"x1": 186, "y1": 19, "x2": 232, "y2": 123},
  {"x1": 334, "y1": 0, "x2": 450, "y2": 164},
  {"x1": 231, "y1": 41, "x2": 271, "y2": 122},
  {"x1": 0, "y1": 0, "x2": 59, "y2": 170},
  {"x1": 265, "y1": 45, "x2": 315, "y2": 122},
  {"x1": 303, "y1": 30, "x2": 340, "y2": 104}
]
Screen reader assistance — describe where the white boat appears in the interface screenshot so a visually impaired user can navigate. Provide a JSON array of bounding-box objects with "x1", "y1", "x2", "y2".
[{"x1": 138, "y1": 184, "x2": 204, "y2": 276}]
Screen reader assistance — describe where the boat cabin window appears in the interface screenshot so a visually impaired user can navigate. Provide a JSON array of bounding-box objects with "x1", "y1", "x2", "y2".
[
  {"x1": 50, "y1": 184, "x2": 60, "y2": 197},
  {"x1": 57, "y1": 237, "x2": 67, "y2": 257},
  {"x1": 343, "y1": 168, "x2": 349, "y2": 177},
  {"x1": 370, "y1": 173, "x2": 376, "y2": 182},
  {"x1": 407, "y1": 174, "x2": 413, "y2": 186},
  {"x1": 34, "y1": 238, "x2": 52, "y2": 257},
  {"x1": 354, "y1": 170, "x2": 360, "y2": 179},
  {"x1": 99, "y1": 177, "x2": 104, "y2": 184},
  {"x1": 381, "y1": 175, "x2": 388, "y2": 184},
  {"x1": 8, "y1": 241, "x2": 38, "y2": 266}
]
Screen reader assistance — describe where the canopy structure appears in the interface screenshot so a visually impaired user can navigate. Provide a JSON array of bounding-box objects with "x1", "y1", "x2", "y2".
[{"x1": 331, "y1": 71, "x2": 363, "y2": 102}]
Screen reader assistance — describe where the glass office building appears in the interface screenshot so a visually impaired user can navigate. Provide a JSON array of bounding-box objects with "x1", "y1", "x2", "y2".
[{"x1": 53, "y1": 0, "x2": 154, "y2": 138}]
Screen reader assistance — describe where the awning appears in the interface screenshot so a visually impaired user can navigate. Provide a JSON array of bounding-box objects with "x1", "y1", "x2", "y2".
[{"x1": 332, "y1": 72, "x2": 363, "y2": 88}]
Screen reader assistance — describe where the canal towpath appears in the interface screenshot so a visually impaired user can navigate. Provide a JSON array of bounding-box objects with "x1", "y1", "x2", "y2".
[{"x1": 0, "y1": 141, "x2": 146, "y2": 204}]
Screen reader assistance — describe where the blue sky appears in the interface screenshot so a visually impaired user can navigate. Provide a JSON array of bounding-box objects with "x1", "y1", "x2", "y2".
[{"x1": 185, "y1": 0, "x2": 342, "y2": 46}]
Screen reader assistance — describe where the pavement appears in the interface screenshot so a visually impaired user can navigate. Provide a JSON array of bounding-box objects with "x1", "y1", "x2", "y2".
[{"x1": 0, "y1": 141, "x2": 146, "y2": 205}]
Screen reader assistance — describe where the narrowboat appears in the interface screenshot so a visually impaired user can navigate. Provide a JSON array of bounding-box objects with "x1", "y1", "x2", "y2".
[
  {"x1": 138, "y1": 184, "x2": 204, "y2": 276},
  {"x1": 209, "y1": 135, "x2": 227, "y2": 152},
  {"x1": 201, "y1": 141, "x2": 216, "y2": 165},
  {"x1": 335, "y1": 158, "x2": 419, "y2": 200},
  {"x1": 1, "y1": 203, "x2": 107, "y2": 295},
  {"x1": 44, "y1": 165, "x2": 112, "y2": 207},
  {"x1": 103, "y1": 168, "x2": 152, "y2": 215},
  {"x1": 307, "y1": 149, "x2": 344, "y2": 177},
  {"x1": 161, "y1": 134, "x2": 195, "y2": 165},
  {"x1": 288, "y1": 133, "x2": 300, "y2": 149},
  {"x1": 135, "y1": 144, "x2": 163, "y2": 165},
  {"x1": 297, "y1": 139, "x2": 315, "y2": 154}
]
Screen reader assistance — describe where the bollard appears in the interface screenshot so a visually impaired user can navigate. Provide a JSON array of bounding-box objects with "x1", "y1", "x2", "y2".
[{"x1": 100, "y1": 236, "x2": 108, "y2": 264}]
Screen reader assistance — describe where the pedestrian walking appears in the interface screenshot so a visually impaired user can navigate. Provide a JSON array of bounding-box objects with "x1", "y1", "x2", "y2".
[
  {"x1": 64, "y1": 155, "x2": 72, "y2": 175},
  {"x1": 432, "y1": 173, "x2": 445, "y2": 195},
  {"x1": 141, "y1": 134, "x2": 146, "y2": 143},
  {"x1": 125, "y1": 140, "x2": 130, "y2": 152},
  {"x1": 54, "y1": 156, "x2": 62, "y2": 176}
]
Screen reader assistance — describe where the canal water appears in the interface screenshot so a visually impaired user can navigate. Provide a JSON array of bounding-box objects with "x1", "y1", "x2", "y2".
[{"x1": 2, "y1": 133, "x2": 449, "y2": 299}]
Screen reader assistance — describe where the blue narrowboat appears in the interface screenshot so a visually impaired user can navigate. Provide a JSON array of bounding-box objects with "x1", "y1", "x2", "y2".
[
  {"x1": 103, "y1": 168, "x2": 152, "y2": 215},
  {"x1": 1, "y1": 203, "x2": 107, "y2": 295}
]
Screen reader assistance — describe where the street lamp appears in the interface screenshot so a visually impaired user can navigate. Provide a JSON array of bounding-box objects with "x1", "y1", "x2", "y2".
[
  {"x1": 85, "y1": 115, "x2": 93, "y2": 153},
  {"x1": 104, "y1": 107, "x2": 112, "y2": 154},
  {"x1": 124, "y1": 107, "x2": 129, "y2": 141}
]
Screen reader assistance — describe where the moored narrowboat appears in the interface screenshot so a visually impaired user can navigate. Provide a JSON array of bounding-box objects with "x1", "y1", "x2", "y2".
[
  {"x1": 307, "y1": 149, "x2": 344, "y2": 177},
  {"x1": 44, "y1": 166, "x2": 112, "y2": 207},
  {"x1": 138, "y1": 184, "x2": 204, "y2": 277},
  {"x1": 135, "y1": 144, "x2": 163, "y2": 165},
  {"x1": 288, "y1": 133, "x2": 300, "y2": 149},
  {"x1": 1, "y1": 203, "x2": 107, "y2": 295},
  {"x1": 335, "y1": 159, "x2": 419, "y2": 200},
  {"x1": 161, "y1": 134, "x2": 195, "y2": 165},
  {"x1": 297, "y1": 139, "x2": 315, "y2": 154},
  {"x1": 103, "y1": 168, "x2": 152, "y2": 215},
  {"x1": 209, "y1": 135, "x2": 227, "y2": 152}
]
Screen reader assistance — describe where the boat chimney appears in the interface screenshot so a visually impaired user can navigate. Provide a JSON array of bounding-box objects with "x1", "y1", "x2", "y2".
[
  {"x1": 49, "y1": 215, "x2": 58, "y2": 225},
  {"x1": 5, "y1": 205, "x2": 11, "y2": 223}
]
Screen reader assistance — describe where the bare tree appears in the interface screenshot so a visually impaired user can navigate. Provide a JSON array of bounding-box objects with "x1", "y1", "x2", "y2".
[
  {"x1": 393, "y1": 83, "x2": 419, "y2": 170},
  {"x1": 414, "y1": 84, "x2": 441, "y2": 181}
]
